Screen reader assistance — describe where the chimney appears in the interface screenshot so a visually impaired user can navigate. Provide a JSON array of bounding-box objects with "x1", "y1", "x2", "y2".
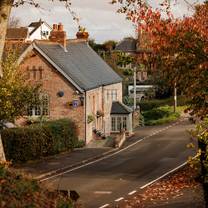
[
  {"x1": 49, "y1": 23, "x2": 67, "y2": 50},
  {"x1": 76, "y1": 26, "x2": 89, "y2": 40}
]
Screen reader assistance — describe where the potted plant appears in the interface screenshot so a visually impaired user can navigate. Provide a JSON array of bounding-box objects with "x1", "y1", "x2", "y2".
[
  {"x1": 96, "y1": 110, "x2": 104, "y2": 118},
  {"x1": 76, "y1": 26, "x2": 89, "y2": 39}
]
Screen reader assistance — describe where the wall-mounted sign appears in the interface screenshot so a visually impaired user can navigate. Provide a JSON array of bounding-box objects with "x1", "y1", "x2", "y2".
[{"x1": 72, "y1": 100, "x2": 79, "y2": 108}]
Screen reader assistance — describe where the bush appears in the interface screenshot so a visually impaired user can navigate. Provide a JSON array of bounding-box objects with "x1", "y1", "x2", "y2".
[
  {"x1": 0, "y1": 163, "x2": 73, "y2": 207},
  {"x1": 142, "y1": 105, "x2": 181, "y2": 126},
  {"x1": 139, "y1": 96, "x2": 188, "y2": 111},
  {"x1": 2, "y1": 119, "x2": 79, "y2": 163}
]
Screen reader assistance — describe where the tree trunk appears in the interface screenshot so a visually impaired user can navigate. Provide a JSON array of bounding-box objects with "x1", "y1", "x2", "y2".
[{"x1": 0, "y1": 0, "x2": 13, "y2": 77}]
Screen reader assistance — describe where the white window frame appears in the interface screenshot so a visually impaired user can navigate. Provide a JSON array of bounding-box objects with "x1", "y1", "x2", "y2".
[
  {"x1": 28, "y1": 93, "x2": 50, "y2": 117},
  {"x1": 111, "y1": 116, "x2": 128, "y2": 132}
]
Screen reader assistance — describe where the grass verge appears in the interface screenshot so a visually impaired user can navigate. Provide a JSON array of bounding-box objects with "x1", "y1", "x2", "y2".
[{"x1": 142, "y1": 105, "x2": 186, "y2": 126}]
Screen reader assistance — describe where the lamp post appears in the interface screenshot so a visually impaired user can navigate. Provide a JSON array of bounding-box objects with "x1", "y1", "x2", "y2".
[
  {"x1": 133, "y1": 67, "x2": 137, "y2": 111},
  {"x1": 174, "y1": 82, "x2": 177, "y2": 113}
]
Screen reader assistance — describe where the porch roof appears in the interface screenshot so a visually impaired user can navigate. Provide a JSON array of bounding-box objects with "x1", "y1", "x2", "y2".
[{"x1": 111, "y1": 101, "x2": 133, "y2": 115}]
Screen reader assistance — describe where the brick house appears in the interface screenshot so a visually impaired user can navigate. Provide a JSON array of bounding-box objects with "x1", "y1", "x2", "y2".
[{"x1": 17, "y1": 23, "x2": 133, "y2": 143}]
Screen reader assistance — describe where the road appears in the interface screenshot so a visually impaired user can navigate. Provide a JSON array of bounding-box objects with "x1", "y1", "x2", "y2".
[{"x1": 43, "y1": 119, "x2": 196, "y2": 208}]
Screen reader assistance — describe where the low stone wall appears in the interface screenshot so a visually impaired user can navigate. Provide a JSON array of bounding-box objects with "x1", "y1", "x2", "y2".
[{"x1": 113, "y1": 131, "x2": 126, "y2": 148}]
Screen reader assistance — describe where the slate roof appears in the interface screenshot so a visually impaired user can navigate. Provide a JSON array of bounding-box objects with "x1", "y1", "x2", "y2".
[
  {"x1": 111, "y1": 101, "x2": 132, "y2": 115},
  {"x1": 28, "y1": 21, "x2": 43, "y2": 36},
  {"x1": 6, "y1": 28, "x2": 28, "y2": 40},
  {"x1": 28, "y1": 21, "x2": 43, "y2": 28},
  {"x1": 115, "y1": 37, "x2": 137, "y2": 52},
  {"x1": 34, "y1": 41, "x2": 122, "y2": 91}
]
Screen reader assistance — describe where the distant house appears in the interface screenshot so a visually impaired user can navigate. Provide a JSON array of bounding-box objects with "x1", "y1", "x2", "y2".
[
  {"x1": 115, "y1": 37, "x2": 149, "y2": 82},
  {"x1": 115, "y1": 36, "x2": 155, "y2": 100},
  {"x1": 6, "y1": 19, "x2": 52, "y2": 42},
  {"x1": 6, "y1": 27, "x2": 28, "y2": 42},
  {"x1": 27, "y1": 20, "x2": 52, "y2": 41},
  {"x1": 17, "y1": 23, "x2": 133, "y2": 143}
]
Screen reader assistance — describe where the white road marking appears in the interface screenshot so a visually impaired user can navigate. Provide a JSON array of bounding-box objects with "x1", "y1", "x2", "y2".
[
  {"x1": 40, "y1": 120, "x2": 184, "y2": 182},
  {"x1": 99, "y1": 204, "x2": 109, "y2": 208},
  {"x1": 94, "y1": 191, "x2": 112, "y2": 195},
  {"x1": 115, "y1": 197, "x2": 124, "y2": 202},
  {"x1": 140, "y1": 161, "x2": 187, "y2": 189},
  {"x1": 128, "y1": 190, "x2": 137, "y2": 195}
]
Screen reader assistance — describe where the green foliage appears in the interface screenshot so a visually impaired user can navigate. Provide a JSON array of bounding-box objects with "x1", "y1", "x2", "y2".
[
  {"x1": 1, "y1": 119, "x2": 78, "y2": 163},
  {"x1": 73, "y1": 140, "x2": 85, "y2": 148},
  {"x1": 123, "y1": 68, "x2": 133, "y2": 76},
  {"x1": 123, "y1": 96, "x2": 134, "y2": 106},
  {"x1": 139, "y1": 113, "x2": 145, "y2": 126},
  {"x1": 87, "y1": 115, "x2": 94, "y2": 124},
  {"x1": 0, "y1": 51, "x2": 39, "y2": 123},
  {"x1": 142, "y1": 105, "x2": 181, "y2": 126},
  {"x1": 117, "y1": 53, "x2": 134, "y2": 67},
  {"x1": 139, "y1": 96, "x2": 188, "y2": 111},
  {"x1": 192, "y1": 117, "x2": 208, "y2": 182},
  {"x1": 0, "y1": 163, "x2": 74, "y2": 208}
]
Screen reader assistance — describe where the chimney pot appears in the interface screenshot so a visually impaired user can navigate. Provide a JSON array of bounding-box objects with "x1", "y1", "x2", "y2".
[
  {"x1": 53, "y1": 24, "x2": 58, "y2": 31},
  {"x1": 49, "y1": 23, "x2": 67, "y2": 50},
  {"x1": 58, "y1": 23, "x2": 63, "y2": 31}
]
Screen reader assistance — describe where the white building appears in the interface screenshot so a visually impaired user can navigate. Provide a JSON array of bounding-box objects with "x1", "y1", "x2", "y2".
[
  {"x1": 27, "y1": 20, "x2": 52, "y2": 41},
  {"x1": 6, "y1": 19, "x2": 52, "y2": 42}
]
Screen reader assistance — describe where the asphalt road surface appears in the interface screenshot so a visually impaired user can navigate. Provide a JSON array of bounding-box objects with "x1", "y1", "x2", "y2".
[{"x1": 44, "y1": 119, "x2": 196, "y2": 208}]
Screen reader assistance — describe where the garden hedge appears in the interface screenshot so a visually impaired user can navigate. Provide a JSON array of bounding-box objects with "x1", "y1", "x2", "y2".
[
  {"x1": 139, "y1": 96, "x2": 188, "y2": 111},
  {"x1": 2, "y1": 119, "x2": 79, "y2": 163}
]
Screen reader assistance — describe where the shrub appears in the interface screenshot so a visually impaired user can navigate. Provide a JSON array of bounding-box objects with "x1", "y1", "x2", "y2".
[
  {"x1": 0, "y1": 163, "x2": 73, "y2": 207},
  {"x1": 143, "y1": 105, "x2": 181, "y2": 126},
  {"x1": 73, "y1": 140, "x2": 85, "y2": 148},
  {"x1": 2, "y1": 119, "x2": 79, "y2": 163},
  {"x1": 139, "y1": 96, "x2": 188, "y2": 111}
]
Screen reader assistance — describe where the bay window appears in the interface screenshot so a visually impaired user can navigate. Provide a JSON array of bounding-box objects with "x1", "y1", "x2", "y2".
[{"x1": 111, "y1": 116, "x2": 127, "y2": 132}]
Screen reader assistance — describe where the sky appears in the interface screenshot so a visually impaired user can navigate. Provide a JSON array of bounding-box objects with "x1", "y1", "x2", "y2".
[{"x1": 11, "y1": 0, "x2": 204, "y2": 43}]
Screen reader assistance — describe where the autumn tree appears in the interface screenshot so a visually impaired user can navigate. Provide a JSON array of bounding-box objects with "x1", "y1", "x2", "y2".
[
  {"x1": 8, "y1": 15, "x2": 21, "y2": 28},
  {"x1": 0, "y1": 51, "x2": 39, "y2": 124},
  {"x1": 0, "y1": 0, "x2": 73, "y2": 76},
  {"x1": 112, "y1": 0, "x2": 208, "y2": 117}
]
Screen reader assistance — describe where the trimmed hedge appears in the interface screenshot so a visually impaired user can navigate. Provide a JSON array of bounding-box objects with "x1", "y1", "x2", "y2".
[
  {"x1": 142, "y1": 105, "x2": 181, "y2": 126},
  {"x1": 139, "y1": 96, "x2": 188, "y2": 111},
  {"x1": 2, "y1": 119, "x2": 79, "y2": 163}
]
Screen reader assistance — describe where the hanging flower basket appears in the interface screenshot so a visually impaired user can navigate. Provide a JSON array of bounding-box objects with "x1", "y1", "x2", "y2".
[
  {"x1": 96, "y1": 110, "x2": 104, "y2": 118},
  {"x1": 87, "y1": 115, "x2": 94, "y2": 124}
]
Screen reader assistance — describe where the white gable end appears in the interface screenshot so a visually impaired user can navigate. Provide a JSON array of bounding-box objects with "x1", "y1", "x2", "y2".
[{"x1": 27, "y1": 22, "x2": 52, "y2": 41}]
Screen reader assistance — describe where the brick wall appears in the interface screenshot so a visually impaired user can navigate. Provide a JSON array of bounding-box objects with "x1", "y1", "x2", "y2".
[{"x1": 19, "y1": 50, "x2": 85, "y2": 140}]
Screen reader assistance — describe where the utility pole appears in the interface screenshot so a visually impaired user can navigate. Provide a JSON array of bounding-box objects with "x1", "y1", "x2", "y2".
[
  {"x1": 174, "y1": 82, "x2": 177, "y2": 113},
  {"x1": 133, "y1": 67, "x2": 137, "y2": 111}
]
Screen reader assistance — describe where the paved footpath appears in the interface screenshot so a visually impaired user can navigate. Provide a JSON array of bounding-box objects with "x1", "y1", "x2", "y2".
[
  {"x1": 15, "y1": 119, "x2": 188, "y2": 180},
  {"x1": 14, "y1": 147, "x2": 114, "y2": 180}
]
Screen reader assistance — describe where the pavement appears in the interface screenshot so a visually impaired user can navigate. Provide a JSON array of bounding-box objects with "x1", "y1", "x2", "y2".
[
  {"x1": 38, "y1": 118, "x2": 197, "y2": 208},
  {"x1": 14, "y1": 147, "x2": 115, "y2": 180},
  {"x1": 15, "y1": 119, "x2": 187, "y2": 180}
]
